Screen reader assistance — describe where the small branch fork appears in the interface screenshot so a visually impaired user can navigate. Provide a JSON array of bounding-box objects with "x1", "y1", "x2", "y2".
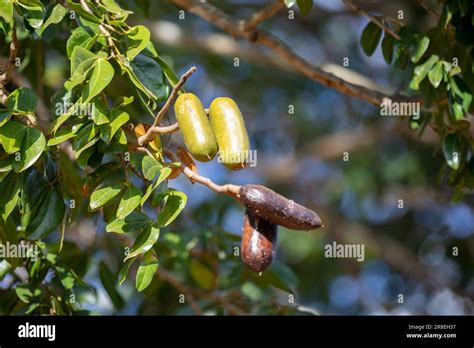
[
  {"x1": 239, "y1": 0, "x2": 285, "y2": 31},
  {"x1": 342, "y1": 0, "x2": 401, "y2": 41},
  {"x1": 138, "y1": 66, "x2": 197, "y2": 146}
]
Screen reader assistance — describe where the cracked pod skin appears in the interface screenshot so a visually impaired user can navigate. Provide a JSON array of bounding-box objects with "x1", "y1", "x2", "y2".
[
  {"x1": 239, "y1": 184, "x2": 322, "y2": 230},
  {"x1": 209, "y1": 97, "x2": 250, "y2": 170},
  {"x1": 174, "y1": 93, "x2": 218, "y2": 162},
  {"x1": 241, "y1": 210, "x2": 278, "y2": 273}
]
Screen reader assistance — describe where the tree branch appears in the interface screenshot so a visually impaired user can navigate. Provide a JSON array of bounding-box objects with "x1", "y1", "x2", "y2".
[
  {"x1": 137, "y1": 66, "x2": 197, "y2": 146},
  {"x1": 169, "y1": 0, "x2": 397, "y2": 106},
  {"x1": 342, "y1": 0, "x2": 401, "y2": 40},
  {"x1": 239, "y1": 0, "x2": 285, "y2": 31},
  {"x1": 415, "y1": 0, "x2": 441, "y2": 17}
]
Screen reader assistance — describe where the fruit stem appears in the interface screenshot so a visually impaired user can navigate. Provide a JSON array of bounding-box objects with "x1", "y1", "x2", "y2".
[
  {"x1": 163, "y1": 148, "x2": 242, "y2": 200},
  {"x1": 138, "y1": 66, "x2": 197, "y2": 146}
]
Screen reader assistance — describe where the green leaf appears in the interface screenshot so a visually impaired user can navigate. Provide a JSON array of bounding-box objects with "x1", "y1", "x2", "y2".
[
  {"x1": 13, "y1": 127, "x2": 46, "y2": 173},
  {"x1": 116, "y1": 185, "x2": 141, "y2": 219},
  {"x1": 91, "y1": 101, "x2": 110, "y2": 125},
  {"x1": 0, "y1": 157, "x2": 12, "y2": 173},
  {"x1": 411, "y1": 36, "x2": 430, "y2": 63},
  {"x1": 20, "y1": 169, "x2": 49, "y2": 231},
  {"x1": 102, "y1": 0, "x2": 131, "y2": 17},
  {"x1": 241, "y1": 282, "x2": 264, "y2": 301},
  {"x1": 142, "y1": 155, "x2": 162, "y2": 181},
  {"x1": 125, "y1": 25, "x2": 151, "y2": 61},
  {"x1": 47, "y1": 128, "x2": 77, "y2": 146},
  {"x1": 360, "y1": 21, "x2": 382, "y2": 57},
  {"x1": 124, "y1": 224, "x2": 160, "y2": 261},
  {"x1": 82, "y1": 58, "x2": 115, "y2": 104},
  {"x1": 99, "y1": 261, "x2": 124, "y2": 309},
  {"x1": 106, "y1": 211, "x2": 151, "y2": 233},
  {"x1": 155, "y1": 54, "x2": 179, "y2": 87},
  {"x1": 118, "y1": 258, "x2": 134, "y2": 285},
  {"x1": 259, "y1": 262, "x2": 300, "y2": 293},
  {"x1": 284, "y1": 0, "x2": 296, "y2": 7},
  {"x1": 0, "y1": 110, "x2": 12, "y2": 127},
  {"x1": 439, "y1": 2, "x2": 455, "y2": 29},
  {"x1": 189, "y1": 259, "x2": 215, "y2": 290},
  {"x1": 428, "y1": 61, "x2": 444, "y2": 88},
  {"x1": 26, "y1": 187, "x2": 66, "y2": 239},
  {"x1": 442, "y1": 133, "x2": 463, "y2": 170},
  {"x1": 6, "y1": 87, "x2": 38, "y2": 114},
  {"x1": 449, "y1": 76, "x2": 472, "y2": 113},
  {"x1": 72, "y1": 122, "x2": 98, "y2": 158},
  {"x1": 58, "y1": 152, "x2": 83, "y2": 224},
  {"x1": 102, "y1": 110, "x2": 129, "y2": 143},
  {"x1": 39, "y1": 3, "x2": 67, "y2": 34},
  {"x1": 135, "y1": 250, "x2": 158, "y2": 292},
  {"x1": 67, "y1": 27, "x2": 97, "y2": 59},
  {"x1": 0, "y1": 121, "x2": 26, "y2": 154},
  {"x1": 70, "y1": 46, "x2": 96, "y2": 75},
  {"x1": 15, "y1": 0, "x2": 45, "y2": 29},
  {"x1": 55, "y1": 266, "x2": 75, "y2": 289},
  {"x1": 0, "y1": 173, "x2": 21, "y2": 220},
  {"x1": 0, "y1": 0, "x2": 14, "y2": 33},
  {"x1": 15, "y1": 285, "x2": 34, "y2": 303},
  {"x1": 65, "y1": 0, "x2": 101, "y2": 23},
  {"x1": 381, "y1": 34, "x2": 394, "y2": 64},
  {"x1": 156, "y1": 189, "x2": 187, "y2": 227},
  {"x1": 141, "y1": 167, "x2": 171, "y2": 206},
  {"x1": 89, "y1": 183, "x2": 122, "y2": 210},
  {"x1": 130, "y1": 53, "x2": 168, "y2": 102},
  {"x1": 296, "y1": 0, "x2": 313, "y2": 16},
  {"x1": 114, "y1": 96, "x2": 134, "y2": 109},
  {"x1": 409, "y1": 54, "x2": 439, "y2": 90}
]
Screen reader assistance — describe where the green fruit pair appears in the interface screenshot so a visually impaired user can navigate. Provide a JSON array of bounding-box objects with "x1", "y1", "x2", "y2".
[{"x1": 174, "y1": 93, "x2": 250, "y2": 170}]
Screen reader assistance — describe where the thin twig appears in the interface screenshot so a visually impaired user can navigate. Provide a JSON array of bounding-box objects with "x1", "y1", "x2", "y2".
[
  {"x1": 415, "y1": 0, "x2": 441, "y2": 17},
  {"x1": 155, "y1": 122, "x2": 180, "y2": 134},
  {"x1": 79, "y1": 0, "x2": 116, "y2": 56},
  {"x1": 138, "y1": 66, "x2": 197, "y2": 146},
  {"x1": 163, "y1": 148, "x2": 241, "y2": 200},
  {"x1": 343, "y1": 0, "x2": 401, "y2": 40},
  {"x1": 129, "y1": 162, "x2": 150, "y2": 183},
  {"x1": 240, "y1": 0, "x2": 285, "y2": 31},
  {"x1": 169, "y1": 0, "x2": 396, "y2": 106},
  {"x1": 119, "y1": 154, "x2": 129, "y2": 183}
]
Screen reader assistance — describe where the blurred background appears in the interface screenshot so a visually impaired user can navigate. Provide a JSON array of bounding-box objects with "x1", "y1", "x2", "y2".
[{"x1": 10, "y1": 0, "x2": 474, "y2": 315}]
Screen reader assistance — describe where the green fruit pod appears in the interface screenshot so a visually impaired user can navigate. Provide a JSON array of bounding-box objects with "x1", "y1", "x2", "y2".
[
  {"x1": 174, "y1": 93, "x2": 218, "y2": 162},
  {"x1": 209, "y1": 97, "x2": 250, "y2": 170}
]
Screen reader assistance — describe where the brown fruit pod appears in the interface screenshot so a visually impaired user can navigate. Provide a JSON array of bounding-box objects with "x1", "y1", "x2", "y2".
[
  {"x1": 241, "y1": 210, "x2": 277, "y2": 273},
  {"x1": 177, "y1": 147, "x2": 197, "y2": 175},
  {"x1": 167, "y1": 165, "x2": 181, "y2": 180},
  {"x1": 239, "y1": 185, "x2": 322, "y2": 230}
]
